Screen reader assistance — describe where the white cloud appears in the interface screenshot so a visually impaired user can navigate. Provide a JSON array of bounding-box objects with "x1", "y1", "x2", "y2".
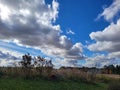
[
  {"x1": 88, "y1": 0, "x2": 120, "y2": 67},
  {"x1": 85, "y1": 54, "x2": 120, "y2": 68},
  {"x1": 90, "y1": 19, "x2": 120, "y2": 42},
  {"x1": 0, "y1": 50, "x2": 21, "y2": 66},
  {"x1": 66, "y1": 29, "x2": 75, "y2": 35},
  {"x1": 89, "y1": 19, "x2": 120, "y2": 52},
  {"x1": 0, "y1": 0, "x2": 84, "y2": 67},
  {"x1": 97, "y1": 0, "x2": 120, "y2": 21},
  {"x1": 88, "y1": 19, "x2": 120, "y2": 66}
]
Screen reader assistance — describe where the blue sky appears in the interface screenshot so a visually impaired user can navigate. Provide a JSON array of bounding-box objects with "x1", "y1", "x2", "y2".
[
  {"x1": 0, "y1": 0, "x2": 120, "y2": 68},
  {"x1": 49, "y1": 0, "x2": 112, "y2": 43}
]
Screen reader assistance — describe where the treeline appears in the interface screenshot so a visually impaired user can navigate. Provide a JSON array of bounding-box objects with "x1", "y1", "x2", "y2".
[
  {"x1": 102, "y1": 65, "x2": 120, "y2": 74},
  {"x1": 60, "y1": 65, "x2": 120, "y2": 75}
]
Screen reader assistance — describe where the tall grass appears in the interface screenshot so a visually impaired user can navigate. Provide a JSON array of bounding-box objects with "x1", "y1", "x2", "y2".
[
  {"x1": 0, "y1": 66, "x2": 119, "y2": 84},
  {"x1": 0, "y1": 66, "x2": 120, "y2": 90},
  {"x1": 0, "y1": 67, "x2": 97, "y2": 83},
  {"x1": 52, "y1": 68, "x2": 97, "y2": 83},
  {"x1": 0, "y1": 67, "x2": 53, "y2": 79}
]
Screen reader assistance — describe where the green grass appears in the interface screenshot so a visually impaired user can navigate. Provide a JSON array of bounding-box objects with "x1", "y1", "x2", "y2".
[{"x1": 0, "y1": 78, "x2": 107, "y2": 90}]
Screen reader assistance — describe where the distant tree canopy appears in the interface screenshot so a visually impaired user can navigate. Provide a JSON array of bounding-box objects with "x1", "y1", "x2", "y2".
[{"x1": 103, "y1": 65, "x2": 120, "y2": 74}]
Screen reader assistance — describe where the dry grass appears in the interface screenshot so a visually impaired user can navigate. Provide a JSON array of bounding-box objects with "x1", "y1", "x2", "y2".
[
  {"x1": 0, "y1": 67, "x2": 53, "y2": 79},
  {"x1": 51, "y1": 68, "x2": 97, "y2": 83},
  {"x1": 0, "y1": 67, "x2": 119, "y2": 85},
  {"x1": 1, "y1": 67, "x2": 120, "y2": 90},
  {"x1": 97, "y1": 74, "x2": 120, "y2": 79},
  {"x1": 0, "y1": 67, "x2": 96, "y2": 82}
]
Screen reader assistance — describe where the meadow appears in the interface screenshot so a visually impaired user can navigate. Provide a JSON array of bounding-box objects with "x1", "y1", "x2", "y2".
[{"x1": 0, "y1": 67, "x2": 119, "y2": 90}]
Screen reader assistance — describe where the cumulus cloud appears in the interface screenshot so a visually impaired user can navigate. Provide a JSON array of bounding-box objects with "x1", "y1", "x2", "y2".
[
  {"x1": 85, "y1": 54, "x2": 120, "y2": 68},
  {"x1": 97, "y1": 0, "x2": 120, "y2": 21},
  {"x1": 88, "y1": 20, "x2": 120, "y2": 66},
  {"x1": 89, "y1": 19, "x2": 120, "y2": 52},
  {"x1": 0, "y1": 0, "x2": 60, "y2": 47},
  {"x1": 90, "y1": 20, "x2": 120, "y2": 42},
  {"x1": 87, "y1": 0, "x2": 120, "y2": 67},
  {"x1": 109, "y1": 51, "x2": 120, "y2": 58},
  {"x1": 0, "y1": 0, "x2": 84, "y2": 67}
]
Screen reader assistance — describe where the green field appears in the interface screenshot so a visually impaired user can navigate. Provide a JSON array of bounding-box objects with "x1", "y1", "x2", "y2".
[{"x1": 0, "y1": 78, "x2": 107, "y2": 90}]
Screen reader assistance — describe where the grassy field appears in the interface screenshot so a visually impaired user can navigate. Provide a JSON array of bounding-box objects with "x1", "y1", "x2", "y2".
[
  {"x1": 0, "y1": 78, "x2": 107, "y2": 90},
  {"x1": 0, "y1": 67, "x2": 120, "y2": 90}
]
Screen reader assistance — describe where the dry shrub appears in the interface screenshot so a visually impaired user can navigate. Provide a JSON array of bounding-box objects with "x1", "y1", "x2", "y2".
[
  {"x1": 53, "y1": 68, "x2": 96, "y2": 83},
  {"x1": 0, "y1": 66, "x2": 53, "y2": 79},
  {"x1": 0, "y1": 66, "x2": 98, "y2": 83}
]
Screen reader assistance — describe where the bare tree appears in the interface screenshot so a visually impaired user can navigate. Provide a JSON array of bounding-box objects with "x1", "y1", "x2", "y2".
[{"x1": 20, "y1": 53, "x2": 32, "y2": 68}]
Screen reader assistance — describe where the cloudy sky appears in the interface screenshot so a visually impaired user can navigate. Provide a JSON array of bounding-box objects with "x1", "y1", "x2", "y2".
[{"x1": 0, "y1": 0, "x2": 120, "y2": 68}]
